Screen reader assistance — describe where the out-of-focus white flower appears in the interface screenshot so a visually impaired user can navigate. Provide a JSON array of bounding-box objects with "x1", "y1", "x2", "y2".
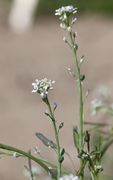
[
  {"x1": 91, "y1": 98, "x2": 103, "y2": 115},
  {"x1": 91, "y1": 99, "x2": 102, "y2": 109},
  {"x1": 63, "y1": 36, "x2": 67, "y2": 42},
  {"x1": 95, "y1": 85, "x2": 110, "y2": 99},
  {"x1": 59, "y1": 174, "x2": 78, "y2": 180},
  {"x1": 60, "y1": 23, "x2": 67, "y2": 30},
  {"x1": 32, "y1": 78, "x2": 55, "y2": 99},
  {"x1": 24, "y1": 165, "x2": 42, "y2": 179},
  {"x1": 67, "y1": 26, "x2": 72, "y2": 32}
]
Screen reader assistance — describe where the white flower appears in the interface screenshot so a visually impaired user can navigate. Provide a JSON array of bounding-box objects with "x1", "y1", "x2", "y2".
[
  {"x1": 55, "y1": 6, "x2": 77, "y2": 16},
  {"x1": 63, "y1": 36, "x2": 67, "y2": 42},
  {"x1": 60, "y1": 23, "x2": 67, "y2": 30},
  {"x1": 13, "y1": 152, "x2": 17, "y2": 158},
  {"x1": 67, "y1": 26, "x2": 72, "y2": 32},
  {"x1": 32, "y1": 78, "x2": 55, "y2": 99},
  {"x1": 91, "y1": 98, "x2": 103, "y2": 115},
  {"x1": 95, "y1": 85, "x2": 110, "y2": 98},
  {"x1": 91, "y1": 99, "x2": 102, "y2": 108},
  {"x1": 55, "y1": 6, "x2": 77, "y2": 31},
  {"x1": 59, "y1": 174, "x2": 78, "y2": 180},
  {"x1": 60, "y1": 23, "x2": 72, "y2": 31},
  {"x1": 24, "y1": 165, "x2": 42, "y2": 178},
  {"x1": 59, "y1": 13, "x2": 67, "y2": 21},
  {"x1": 71, "y1": 17, "x2": 77, "y2": 25}
]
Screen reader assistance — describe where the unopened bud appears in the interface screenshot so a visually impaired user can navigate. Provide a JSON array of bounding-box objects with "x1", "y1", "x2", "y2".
[
  {"x1": 67, "y1": 26, "x2": 71, "y2": 32},
  {"x1": 63, "y1": 36, "x2": 67, "y2": 43}
]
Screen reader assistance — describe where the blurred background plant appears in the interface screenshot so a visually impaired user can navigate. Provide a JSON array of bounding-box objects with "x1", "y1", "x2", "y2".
[
  {"x1": 1, "y1": 0, "x2": 113, "y2": 33},
  {"x1": 1, "y1": 0, "x2": 113, "y2": 21},
  {"x1": 36, "y1": 0, "x2": 113, "y2": 16}
]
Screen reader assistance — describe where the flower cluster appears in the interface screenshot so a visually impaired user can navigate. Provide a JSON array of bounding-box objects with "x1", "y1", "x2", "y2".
[
  {"x1": 55, "y1": 6, "x2": 77, "y2": 31},
  {"x1": 59, "y1": 174, "x2": 78, "y2": 180},
  {"x1": 32, "y1": 78, "x2": 55, "y2": 99}
]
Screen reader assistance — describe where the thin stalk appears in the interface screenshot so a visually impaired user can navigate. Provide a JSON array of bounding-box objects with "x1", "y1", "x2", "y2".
[
  {"x1": 69, "y1": 32, "x2": 84, "y2": 179},
  {"x1": 47, "y1": 98, "x2": 61, "y2": 179},
  {"x1": 90, "y1": 171, "x2": 99, "y2": 180},
  {"x1": 89, "y1": 160, "x2": 99, "y2": 180},
  {"x1": 28, "y1": 150, "x2": 34, "y2": 180},
  {"x1": 0, "y1": 143, "x2": 51, "y2": 173},
  {"x1": 90, "y1": 171, "x2": 95, "y2": 180}
]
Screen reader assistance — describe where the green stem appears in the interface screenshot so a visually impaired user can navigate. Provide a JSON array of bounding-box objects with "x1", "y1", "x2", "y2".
[
  {"x1": 28, "y1": 150, "x2": 34, "y2": 180},
  {"x1": 0, "y1": 143, "x2": 52, "y2": 173},
  {"x1": 90, "y1": 171, "x2": 95, "y2": 180},
  {"x1": 47, "y1": 98, "x2": 61, "y2": 179},
  {"x1": 69, "y1": 32, "x2": 84, "y2": 179},
  {"x1": 90, "y1": 171, "x2": 99, "y2": 180}
]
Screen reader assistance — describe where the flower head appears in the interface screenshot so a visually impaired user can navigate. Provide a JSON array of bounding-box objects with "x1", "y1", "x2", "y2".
[
  {"x1": 59, "y1": 174, "x2": 78, "y2": 180},
  {"x1": 55, "y1": 6, "x2": 77, "y2": 31},
  {"x1": 32, "y1": 78, "x2": 55, "y2": 100},
  {"x1": 55, "y1": 6, "x2": 77, "y2": 17}
]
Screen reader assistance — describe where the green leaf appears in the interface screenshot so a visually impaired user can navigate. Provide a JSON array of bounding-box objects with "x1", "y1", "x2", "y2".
[
  {"x1": 0, "y1": 143, "x2": 53, "y2": 174},
  {"x1": 84, "y1": 121, "x2": 108, "y2": 127},
  {"x1": 35, "y1": 132, "x2": 57, "y2": 149},
  {"x1": 60, "y1": 148, "x2": 65, "y2": 157},
  {"x1": 73, "y1": 127, "x2": 79, "y2": 152}
]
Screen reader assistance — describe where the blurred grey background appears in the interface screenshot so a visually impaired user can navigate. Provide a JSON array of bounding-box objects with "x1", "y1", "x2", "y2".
[{"x1": 0, "y1": 0, "x2": 113, "y2": 179}]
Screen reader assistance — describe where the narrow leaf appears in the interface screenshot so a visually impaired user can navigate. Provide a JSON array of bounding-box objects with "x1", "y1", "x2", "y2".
[
  {"x1": 0, "y1": 143, "x2": 52, "y2": 173},
  {"x1": 35, "y1": 133, "x2": 57, "y2": 149},
  {"x1": 84, "y1": 121, "x2": 108, "y2": 127},
  {"x1": 73, "y1": 127, "x2": 79, "y2": 152}
]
